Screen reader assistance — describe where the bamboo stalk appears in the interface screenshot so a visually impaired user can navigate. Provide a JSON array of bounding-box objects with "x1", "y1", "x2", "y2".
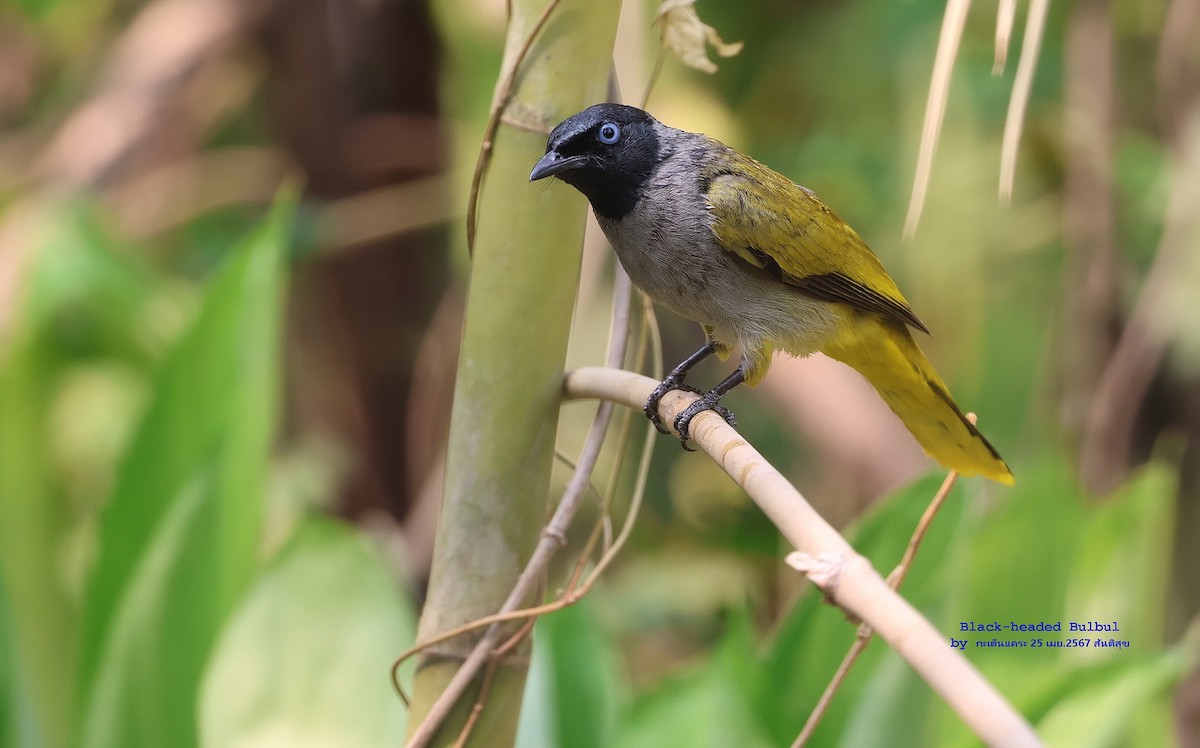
[{"x1": 404, "y1": 2, "x2": 622, "y2": 745}]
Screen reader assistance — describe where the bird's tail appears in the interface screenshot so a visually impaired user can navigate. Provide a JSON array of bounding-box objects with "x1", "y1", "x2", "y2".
[{"x1": 822, "y1": 320, "x2": 1014, "y2": 485}]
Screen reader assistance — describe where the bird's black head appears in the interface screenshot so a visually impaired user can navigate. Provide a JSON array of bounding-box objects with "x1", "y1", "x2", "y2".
[{"x1": 529, "y1": 103, "x2": 661, "y2": 220}]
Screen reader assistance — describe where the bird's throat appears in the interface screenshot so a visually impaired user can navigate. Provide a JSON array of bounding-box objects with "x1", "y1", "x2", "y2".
[{"x1": 563, "y1": 171, "x2": 645, "y2": 221}]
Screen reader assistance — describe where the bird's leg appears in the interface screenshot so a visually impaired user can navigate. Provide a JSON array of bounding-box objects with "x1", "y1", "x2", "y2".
[
  {"x1": 673, "y1": 367, "x2": 744, "y2": 448},
  {"x1": 644, "y1": 342, "x2": 720, "y2": 433}
]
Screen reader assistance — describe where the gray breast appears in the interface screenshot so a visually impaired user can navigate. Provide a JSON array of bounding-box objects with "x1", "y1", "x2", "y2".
[
  {"x1": 594, "y1": 130, "x2": 722, "y2": 321},
  {"x1": 593, "y1": 129, "x2": 838, "y2": 359}
]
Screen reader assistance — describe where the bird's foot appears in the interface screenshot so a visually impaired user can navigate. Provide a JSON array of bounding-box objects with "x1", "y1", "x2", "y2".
[
  {"x1": 673, "y1": 394, "x2": 737, "y2": 450},
  {"x1": 644, "y1": 377, "x2": 702, "y2": 434}
]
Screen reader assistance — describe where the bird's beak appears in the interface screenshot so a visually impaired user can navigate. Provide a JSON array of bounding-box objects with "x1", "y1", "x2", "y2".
[{"x1": 529, "y1": 150, "x2": 586, "y2": 181}]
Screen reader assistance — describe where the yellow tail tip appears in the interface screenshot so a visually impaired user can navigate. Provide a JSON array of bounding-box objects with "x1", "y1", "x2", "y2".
[
  {"x1": 958, "y1": 412, "x2": 1015, "y2": 486},
  {"x1": 954, "y1": 461, "x2": 1015, "y2": 486},
  {"x1": 989, "y1": 467, "x2": 1016, "y2": 487}
]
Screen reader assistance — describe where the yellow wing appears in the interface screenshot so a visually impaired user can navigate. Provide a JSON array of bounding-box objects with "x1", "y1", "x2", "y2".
[
  {"x1": 700, "y1": 142, "x2": 1014, "y2": 485},
  {"x1": 702, "y1": 144, "x2": 926, "y2": 333}
]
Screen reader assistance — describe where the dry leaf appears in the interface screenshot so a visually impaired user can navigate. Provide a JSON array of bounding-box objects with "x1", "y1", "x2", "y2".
[{"x1": 655, "y1": 0, "x2": 743, "y2": 74}]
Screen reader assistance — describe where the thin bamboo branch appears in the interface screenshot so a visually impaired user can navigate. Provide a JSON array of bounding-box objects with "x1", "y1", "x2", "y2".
[
  {"x1": 891, "y1": 440, "x2": 966, "y2": 587},
  {"x1": 994, "y1": 0, "x2": 1017, "y2": 74},
  {"x1": 465, "y1": 0, "x2": 565, "y2": 252},
  {"x1": 904, "y1": 0, "x2": 971, "y2": 238},
  {"x1": 999, "y1": 0, "x2": 1050, "y2": 202}
]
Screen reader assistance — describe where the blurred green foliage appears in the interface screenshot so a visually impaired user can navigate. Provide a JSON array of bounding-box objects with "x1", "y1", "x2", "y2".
[
  {"x1": 516, "y1": 468, "x2": 1195, "y2": 748},
  {"x1": 0, "y1": 196, "x2": 418, "y2": 746}
]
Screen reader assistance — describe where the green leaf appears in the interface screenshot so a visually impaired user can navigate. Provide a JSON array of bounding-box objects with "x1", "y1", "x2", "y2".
[
  {"x1": 516, "y1": 599, "x2": 624, "y2": 748},
  {"x1": 1064, "y1": 466, "x2": 1174, "y2": 647},
  {"x1": 930, "y1": 462, "x2": 1176, "y2": 746},
  {"x1": 957, "y1": 459, "x2": 1088, "y2": 638},
  {"x1": 613, "y1": 611, "x2": 773, "y2": 748},
  {"x1": 75, "y1": 195, "x2": 293, "y2": 746},
  {"x1": 513, "y1": 600, "x2": 624, "y2": 748},
  {"x1": 1035, "y1": 641, "x2": 1195, "y2": 747},
  {"x1": 26, "y1": 204, "x2": 170, "y2": 367},
  {"x1": 199, "y1": 518, "x2": 416, "y2": 747},
  {"x1": 837, "y1": 650, "x2": 933, "y2": 748},
  {"x1": 0, "y1": 328, "x2": 73, "y2": 748},
  {"x1": 78, "y1": 470, "x2": 215, "y2": 747},
  {"x1": 0, "y1": 203, "x2": 165, "y2": 748},
  {"x1": 0, "y1": 577, "x2": 39, "y2": 748}
]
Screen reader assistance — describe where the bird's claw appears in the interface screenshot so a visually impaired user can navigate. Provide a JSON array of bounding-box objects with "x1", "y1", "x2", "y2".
[
  {"x1": 673, "y1": 396, "x2": 737, "y2": 449},
  {"x1": 644, "y1": 377, "x2": 702, "y2": 434}
]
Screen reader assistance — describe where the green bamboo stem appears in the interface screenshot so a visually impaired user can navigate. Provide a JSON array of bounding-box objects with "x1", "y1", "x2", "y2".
[{"x1": 405, "y1": 1, "x2": 622, "y2": 745}]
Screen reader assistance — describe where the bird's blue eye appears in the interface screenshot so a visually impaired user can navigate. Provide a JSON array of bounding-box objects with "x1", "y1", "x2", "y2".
[{"x1": 597, "y1": 122, "x2": 621, "y2": 144}]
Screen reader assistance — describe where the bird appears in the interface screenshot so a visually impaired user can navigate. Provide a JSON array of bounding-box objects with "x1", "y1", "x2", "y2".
[{"x1": 529, "y1": 103, "x2": 1013, "y2": 485}]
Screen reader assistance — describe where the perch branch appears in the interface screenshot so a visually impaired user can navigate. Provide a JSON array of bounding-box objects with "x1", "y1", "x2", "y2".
[{"x1": 564, "y1": 367, "x2": 1042, "y2": 748}]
